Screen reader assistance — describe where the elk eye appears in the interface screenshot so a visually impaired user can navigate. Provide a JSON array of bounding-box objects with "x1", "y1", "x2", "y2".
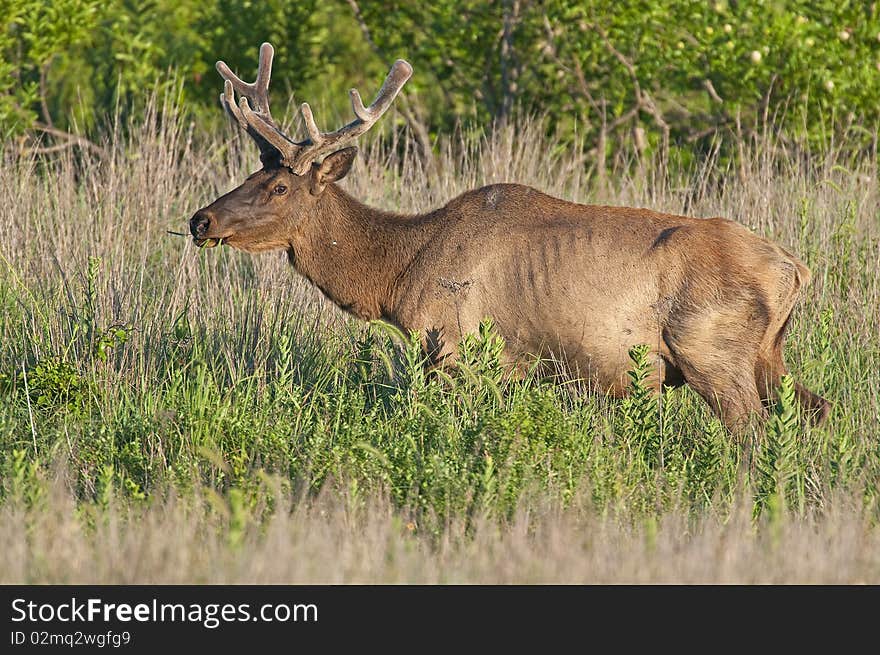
[{"x1": 273, "y1": 184, "x2": 288, "y2": 195}]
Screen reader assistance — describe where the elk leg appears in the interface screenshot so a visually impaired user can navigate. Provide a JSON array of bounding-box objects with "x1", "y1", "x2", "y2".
[
  {"x1": 684, "y1": 367, "x2": 764, "y2": 432},
  {"x1": 755, "y1": 350, "x2": 832, "y2": 424},
  {"x1": 664, "y1": 338, "x2": 764, "y2": 432},
  {"x1": 755, "y1": 349, "x2": 787, "y2": 409},
  {"x1": 794, "y1": 383, "x2": 832, "y2": 424},
  {"x1": 663, "y1": 298, "x2": 769, "y2": 432}
]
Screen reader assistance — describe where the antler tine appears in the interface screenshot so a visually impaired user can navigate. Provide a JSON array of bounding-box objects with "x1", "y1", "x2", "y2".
[
  {"x1": 288, "y1": 59, "x2": 413, "y2": 174},
  {"x1": 237, "y1": 96, "x2": 299, "y2": 156},
  {"x1": 299, "y1": 102, "x2": 324, "y2": 145},
  {"x1": 349, "y1": 89, "x2": 371, "y2": 122},
  {"x1": 216, "y1": 42, "x2": 275, "y2": 116},
  {"x1": 220, "y1": 80, "x2": 248, "y2": 130},
  {"x1": 216, "y1": 42, "x2": 301, "y2": 165},
  {"x1": 359, "y1": 59, "x2": 414, "y2": 119}
]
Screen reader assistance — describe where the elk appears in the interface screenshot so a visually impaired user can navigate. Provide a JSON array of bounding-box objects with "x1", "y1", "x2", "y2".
[{"x1": 190, "y1": 42, "x2": 830, "y2": 431}]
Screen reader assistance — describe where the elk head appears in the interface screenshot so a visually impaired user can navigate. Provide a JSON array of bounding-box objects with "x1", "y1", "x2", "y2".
[{"x1": 190, "y1": 43, "x2": 412, "y2": 252}]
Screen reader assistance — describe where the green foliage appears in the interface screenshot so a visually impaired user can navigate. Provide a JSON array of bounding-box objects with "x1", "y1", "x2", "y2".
[
  {"x1": 19, "y1": 356, "x2": 90, "y2": 412},
  {"x1": 398, "y1": 328, "x2": 428, "y2": 394},
  {"x1": 0, "y1": 254, "x2": 873, "y2": 527},
  {"x1": 456, "y1": 318, "x2": 507, "y2": 409},
  {"x1": 188, "y1": 0, "x2": 322, "y2": 108},
  {"x1": 806, "y1": 307, "x2": 835, "y2": 389},
  {"x1": 5, "y1": 448, "x2": 46, "y2": 507},
  {"x1": 458, "y1": 319, "x2": 506, "y2": 384},
  {"x1": 686, "y1": 417, "x2": 727, "y2": 506},
  {"x1": 620, "y1": 344, "x2": 662, "y2": 468},
  {"x1": 356, "y1": 1, "x2": 880, "y2": 158},
  {"x1": 0, "y1": 0, "x2": 100, "y2": 131},
  {"x1": 3, "y1": 0, "x2": 879, "y2": 162},
  {"x1": 1, "y1": 0, "x2": 341, "y2": 135},
  {"x1": 756, "y1": 375, "x2": 803, "y2": 517}
]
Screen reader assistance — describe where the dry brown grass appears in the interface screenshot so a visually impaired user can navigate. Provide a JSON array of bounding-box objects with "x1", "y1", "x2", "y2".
[{"x1": 2, "y1": 481, "x2": 878, "y2": 584}]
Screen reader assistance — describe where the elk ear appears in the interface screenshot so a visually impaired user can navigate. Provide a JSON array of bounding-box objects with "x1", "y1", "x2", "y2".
[{"x1": 310, "y1": 147, "x2": 358, "y2": 195}]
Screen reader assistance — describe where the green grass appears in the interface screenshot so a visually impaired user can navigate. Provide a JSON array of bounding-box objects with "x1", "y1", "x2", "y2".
[{"x1": 1, "y1": 109, "x2": 879, "y2": 582}]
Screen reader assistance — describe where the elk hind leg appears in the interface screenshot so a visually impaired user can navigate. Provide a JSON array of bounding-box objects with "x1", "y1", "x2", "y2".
[
  {"x1": 755, "y1": 306, "x2": 832, "y2": 424},
  {"x1": 765, "y1": 255, "x2": 831, "y2": 423},
  {"x1": 664, "y1": 309, "x2": 766, "y2": 433},
  {"x1": 755, "y1": 349, "x2": 831, "y2": 425}
]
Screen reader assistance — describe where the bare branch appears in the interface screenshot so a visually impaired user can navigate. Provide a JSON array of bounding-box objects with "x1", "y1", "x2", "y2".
[
  {"x1": 703, "y1": 78, "x2": 723, "y2": 104},
  {"x1": 347, "y1": 0, "x2": 382, "y2": 56},
  {"x1": 588, "y1": 23, "x2": 642, "y2": 101},
  {"x1": 587, "y1": 22, "x2": 670, "y2": 150},
  {"x1": 541, "y1": 17, "x2": 603, "y2": 118},
  {"x1": 606, "y1": 105, "x2": 641, "y2": 132},
  {"x1": 499, "y1": 0, "x2": 522, "y2": 122},
  {"x1": 38, "y1": 58, "x2": 54, "y2": 129},
  {"x1": 23, "y1": 123, "x2": 108, "y2": 159}
]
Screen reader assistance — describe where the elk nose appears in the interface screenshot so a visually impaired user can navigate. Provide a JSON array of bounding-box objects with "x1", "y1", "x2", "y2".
[{"x1": 190, "y1": 211, "x2": 213, "y2": 238}]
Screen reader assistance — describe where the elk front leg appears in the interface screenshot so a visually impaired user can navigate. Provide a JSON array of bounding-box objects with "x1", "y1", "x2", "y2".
[{"x1": 676, "y1": 361, "x2": 765, "y2": 433}]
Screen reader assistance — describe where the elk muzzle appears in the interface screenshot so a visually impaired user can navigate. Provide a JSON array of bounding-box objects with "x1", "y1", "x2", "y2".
[{"x1": 189, "y1": 210, "x2": 222, "y2": 248}]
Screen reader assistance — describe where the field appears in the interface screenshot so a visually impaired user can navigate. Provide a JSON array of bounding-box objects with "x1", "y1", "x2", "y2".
[{"x1": 1, "y1": 105, "x2": 879, "y2": 583}]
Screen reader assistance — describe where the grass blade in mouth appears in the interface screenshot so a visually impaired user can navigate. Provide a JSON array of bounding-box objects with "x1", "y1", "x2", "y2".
[{"x1": 193, "y1": 237, "x2": 222, "y2": 248}]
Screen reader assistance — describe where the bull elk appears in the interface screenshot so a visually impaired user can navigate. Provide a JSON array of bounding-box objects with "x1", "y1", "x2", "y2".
[{"x1": 190, "y1": 42, "x2": 830, "y2": 431}]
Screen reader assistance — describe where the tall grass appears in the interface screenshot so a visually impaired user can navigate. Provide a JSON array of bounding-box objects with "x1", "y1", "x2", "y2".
[{"x1": 1, "y1": 101, "x2": 878, "y2": 582}]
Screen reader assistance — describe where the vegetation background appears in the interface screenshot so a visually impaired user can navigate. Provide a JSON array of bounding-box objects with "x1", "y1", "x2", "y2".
[
  {"x1": 1, "y1": 1, "x2": 879, "y2": 582},
  {"x1": 5, "y1": 1, "x2": 880, "y2": 163}
]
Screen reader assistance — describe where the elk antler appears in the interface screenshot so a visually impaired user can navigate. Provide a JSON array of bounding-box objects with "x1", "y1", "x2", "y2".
[{"x1": 216, "y1": 42, "x2": 412, "y2": 174}]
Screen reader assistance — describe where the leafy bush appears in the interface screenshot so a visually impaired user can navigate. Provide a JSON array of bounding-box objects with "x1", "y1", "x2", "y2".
[{"x1": 3, "y1": 1, "x2": 879, "y2": 163}]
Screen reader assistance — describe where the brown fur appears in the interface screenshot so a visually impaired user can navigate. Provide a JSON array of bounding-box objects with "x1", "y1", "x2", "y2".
[{"x1": 190, "y1": 151, "x2": 830, "y2": 431}]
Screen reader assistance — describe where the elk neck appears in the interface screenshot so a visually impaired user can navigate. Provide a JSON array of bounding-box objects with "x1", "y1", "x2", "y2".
[{"x1": 286, "y1": 182, "x2": 436, "y2": 322}]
